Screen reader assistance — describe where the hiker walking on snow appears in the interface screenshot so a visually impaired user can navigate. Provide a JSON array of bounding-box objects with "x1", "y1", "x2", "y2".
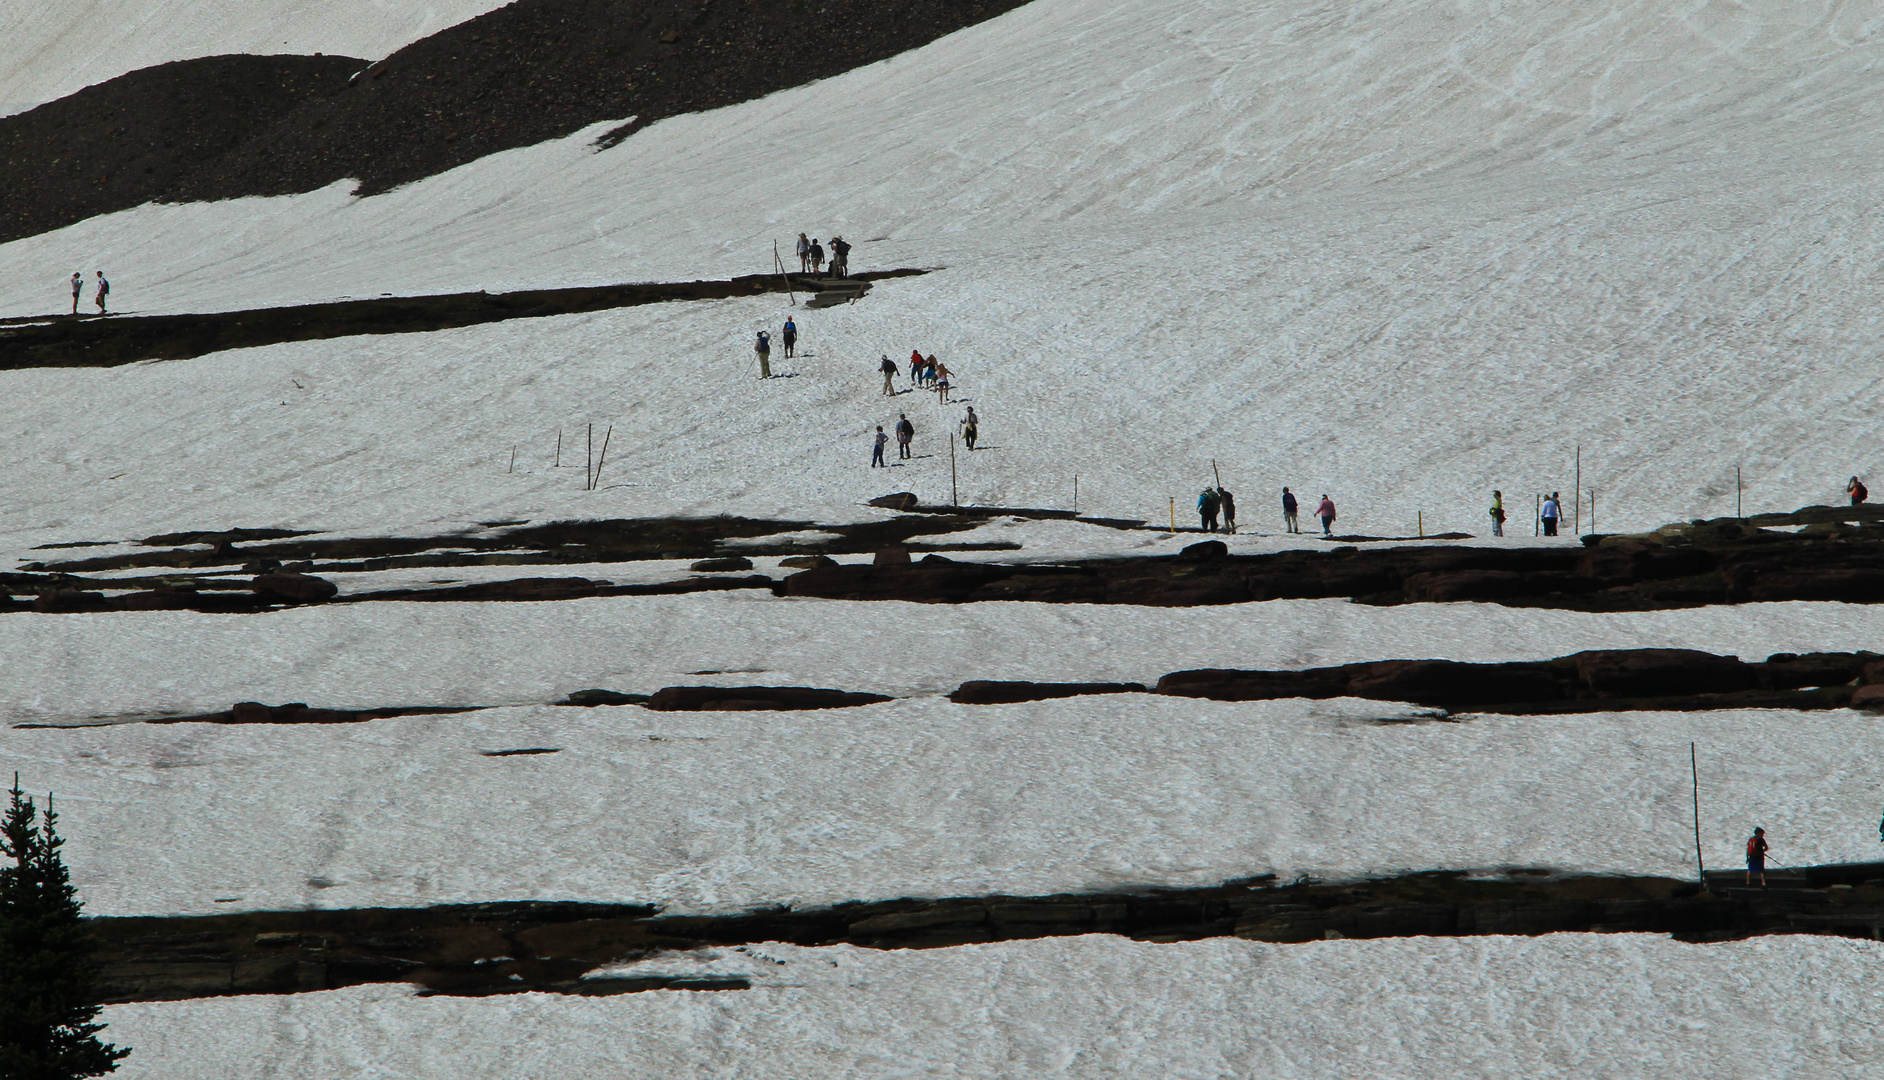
[
  {"x1": 796, "y1": 233, "x2": 811, "y2": 273},
  {"x1": 1746, "y1": 827, "x2": 1771, "y2": 887},
  {"x1": 934, "y1": 360, "x2": 953, "y2": 403},
  {"x1": 1541, "y1": 492, "x2": 1562, "y2": 536},
  {"x1": 810, "y1": 239, "x2": 825, "y2": 274},
  {"x1": 879, "y1": 354, "x2": 898, "y2": 395},
  {"x1": 896, "y1": 413, "x2": 914, "y2": 459},
  {"x1": 781, "y1": 317, "x2": 797, "y2": 359},
  {"x1": 94, "y1": 271, "x2": 108, "y2": 314},
  {"x1": 1489, "y1": 490, "x2": 1506, "y2": 537},
  {"x1": 871, "y1": 426, "x2": 888, "y2": 468},
  {"x1": 830, "y1": 236, "x2": 851, "y2": 277},
  {"x1": 69, "y1": 272, "x2": 82, "y2": 315},
  {"x1": 1198, "y1": 488, "x2": 1221, "y2": 532},
  {"x1": 1849, "y1": 476, "x2": 1869, "y2": 506},
  {"x1": 754, "y1": 330, "x2": 772, "y2": 378},
  {"x1": 1218, "y1": 487, "x2": 1237, "y2": 534},
  {"x1": 1282, "y1": 487, "x2": 1299, "y2": 533},
  {"x1": 961, "y1": 406, "x2": 978, "y2": 450},
  {"x1": 1316, "y1": 494, "x2": 1337, "y2": 537}
]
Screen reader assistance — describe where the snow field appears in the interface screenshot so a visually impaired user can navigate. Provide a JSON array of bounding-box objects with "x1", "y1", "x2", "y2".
[
  {"x1": 7, "y1": 593, "x2": 1884, "y2": 725},
  {"x1": 102, "y1": 934, "x2": 1884, "y2": 1079},
  {"x1": 5, "y1": 3, "x2": 1884, "y2": 533},
  {"x1": 10, "y1": 693, "x2": 1883, "y2": 918}
]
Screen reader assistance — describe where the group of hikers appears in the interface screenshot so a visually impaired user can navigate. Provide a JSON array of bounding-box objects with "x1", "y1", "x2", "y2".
[
  {"x1": 67, "y1": 271, "x2": 109, "y2": 315},
  {"x1": 882, "y1": 350, "x2": 954, "y2": 401},
  {"x1": 872, "y1": 405, "x2": 978, "y2": 467},
  {"x1": 795, "y1": 233, "x2": 851, "y2": 277},
  {"x1": 1200, "y1": 486, "x2": 1335, "y2": 535},
  {"x1": 752, "y1": 316, "x2": 799, "y2": 378}
]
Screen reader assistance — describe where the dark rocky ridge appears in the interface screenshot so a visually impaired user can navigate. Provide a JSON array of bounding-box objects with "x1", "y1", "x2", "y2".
[
  {"x1": 0, "y1": 0, "x2": 1033, "y2": 244},
  {"x1": 0, "y1": 269, "x2": 927, "y2": 370},
  {"x1": 87, "y1": 864, "x2": 1884, "y2": 1002}
]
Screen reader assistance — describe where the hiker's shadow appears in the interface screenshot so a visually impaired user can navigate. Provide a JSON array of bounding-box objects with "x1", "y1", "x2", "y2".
[{"x1": 764, "y1": 373, "x2": 801, "y2": 379}]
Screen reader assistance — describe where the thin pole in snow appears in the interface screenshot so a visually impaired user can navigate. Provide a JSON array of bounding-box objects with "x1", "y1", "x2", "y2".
[
  {"x1": 1169, "y1": 497, "x2": 1176, "y2": 533},
  {"x1": 1073, "y1": 475, "x2": 1078, "y2": 515},
  {"x1": 1575, "y1": 444, "x2": 1582, "y2": 535},
  {"x1": 774, "y1": 241, "x2": 796, "y2": 306},
  {"x1": 592, "y1": 425, "x2": 613, "y2": 490},
  {"x1": 555, "y1": 429, "x2": 562, "y2": 468},
  {"x1": 1692, "y1": 745, "x2": 1707, "y2": 881},
  {"x1": 1418, "y1": 510, "x2": 1423, "y2": 539},
  {"x1": 586, "y1": 423, "x2": 593, "y2": 492},
  {"x1": 1212, "y1": 459, "x2": 1222, "y2": 490},
  {"x1": 508, "y1": 446, "x2": 515, "y2": 474},
  {"x1": 950, "y1": 435, "x2": 958, "y2": 507},
  {"x1": 1534, "y1": 494, "x2": 1541, "y2": 537},
  {"x1": 1737, "y1": 466, "x2": 1743, "y2": 519},
  {"x1": 1591, "y1": 491, "x2": 1598, "y2": 533}
]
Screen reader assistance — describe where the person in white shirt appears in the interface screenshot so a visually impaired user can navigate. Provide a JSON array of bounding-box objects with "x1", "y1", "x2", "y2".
[{"x1": 1540, "y1": 492, "x2": 1562, "y2": 536}]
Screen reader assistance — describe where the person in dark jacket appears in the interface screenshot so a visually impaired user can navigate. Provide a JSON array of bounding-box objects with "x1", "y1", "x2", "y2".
[
  {"x1": 1849, "y1": 477, "x2": 1869, "y2": 506},
  {"x1": 830, "y1": 236, "x2": 851, "y2": 277},
  {"x1": 1218, "y1": 487, "x2": 1237, "y2": 534},
  {"x1": 1198, "y1": 488, "x2": 1221, "y2": 532},
  {"x1": 781, "y1": 317, "x2": 797, "y2": 358},
  {"x1": 1282, "y1": 487, "x2": 1299, "y2": 533},
  {"x1": 871, "y1": 426, "x2": 888, "y2": 468},
  {"x1": 895, "y1": 413, "x2": 914, "y2": 459},
  {"x1": 754, "y1": 330, "x2": 771, "y2": 379}
]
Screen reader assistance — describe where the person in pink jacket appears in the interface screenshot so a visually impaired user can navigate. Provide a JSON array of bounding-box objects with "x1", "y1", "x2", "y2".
[{"x1": 1316, "y1": 494, "x2": 1337, "y2": 537}]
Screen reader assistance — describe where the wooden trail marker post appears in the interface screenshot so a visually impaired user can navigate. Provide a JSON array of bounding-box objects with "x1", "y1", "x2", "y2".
[
  {"x1": 950, "y1": 435, "x2": 959, "y2": 507},
  {"x1": 591, "y1": 425, "x2": 613, "y2": 490},
  {"x1": 555, "y1": 429, "x2": 562, "y2": 468},
  {"x1": 1575, "y1": 444, "x2": 1582, "y2": 534},
  {"x1": 1691, "y1": 742, "x2": 1705, "y2": 882},
  {"x1": 1073, "y1": 475, "x2": 1078, "y2": 515},
  {"x1": 1169, "y1": 497, "x2": 1176, "y2": 533},
  {"x1": 1737, "y1": 466, "x2": 1743, "y2": 519},
  {"x1": 1534, "y1": 494, "x2": 1541, "y2": 536},
  {"x1": 773, "y1": 241, "x2": 796, "y2": 306},
  {"x1": 586, "y1": 423, "x2": 593, "y2": 492},
  {"x1": 508, "y1": 446, "x2": 515, "y2": 474}
]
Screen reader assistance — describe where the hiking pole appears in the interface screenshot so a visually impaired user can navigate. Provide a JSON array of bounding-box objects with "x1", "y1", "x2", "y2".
[
  {"x1": 1691, "y1": 742, "x2": 1705, "y2": 883},
  {"x1": 592, "y1": 425, "x2": 613, "y2": 490}
]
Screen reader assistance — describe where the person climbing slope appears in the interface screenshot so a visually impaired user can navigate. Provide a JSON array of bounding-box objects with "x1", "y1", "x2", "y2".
[
  {"x1": 1282, "y1": 487, "x2": 1299, "y2": 533},
  {"x1": 896, "y1": 413, "x2": 914, "y2": 459},
  {"x1": 1490, "y1": 490, "x2": 1506, "y2": 537},
  {"x1": 960, "y1": 406, "x2": 978, "y2": 450},
  {"x1": 1317, "y1": 494, "x2": 1337, "y2": 537},
  {"x1": 879, "y1": 354, "x2": 898, "y2": 395},
  {"x1": 754, "y1": 330, "x2": 771, "y2": 379},
  {"x1": 781, "y1": 317, "x2": 797, "y2": 359}
]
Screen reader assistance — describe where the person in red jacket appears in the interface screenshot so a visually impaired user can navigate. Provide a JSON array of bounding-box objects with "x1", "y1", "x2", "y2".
[
  {"x1": 1746, "y1": 827, "x2": 1770, "y2": 886},
  {"x1": 1848, "y1": 477, "x2": 1868, "y2": 506}
]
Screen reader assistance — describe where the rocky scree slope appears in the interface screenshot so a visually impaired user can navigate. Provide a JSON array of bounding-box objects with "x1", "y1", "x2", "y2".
[{"x1": 0, "y1": 0, "x2": 1031, "y2": 244}]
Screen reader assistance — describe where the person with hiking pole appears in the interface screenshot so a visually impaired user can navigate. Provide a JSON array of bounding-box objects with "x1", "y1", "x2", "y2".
[
  {"x1": 754, "y1": 330, "x2": 772, "y2": 379},
  {"x1": 1746, "y1": 827, "x2": 1770, "y2": 887}
]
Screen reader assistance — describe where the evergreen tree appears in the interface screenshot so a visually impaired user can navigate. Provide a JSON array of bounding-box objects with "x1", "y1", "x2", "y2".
[{"x1": 0, "y1": 776, "x2": 128, "y2": 1079}]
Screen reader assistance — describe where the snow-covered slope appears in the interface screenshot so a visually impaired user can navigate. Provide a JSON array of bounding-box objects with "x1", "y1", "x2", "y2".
[
  {"x1": 4, "y1": 1, "x2": 1882, "y2": 536},
  {"x1": 0, "y1": 0, "x2": 508, "y2": 115},
  {"x1": 102, "y1": 935, "x2": 1884, "y2": 1079}
]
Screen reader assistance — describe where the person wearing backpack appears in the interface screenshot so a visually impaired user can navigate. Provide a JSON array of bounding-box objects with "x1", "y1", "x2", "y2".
[
  {"x1": 1849, "y1": 476, "x2": 1868, "y2": 506},
  {"x1": 895, "y1": 413, "x2": 915, "y2": 459},
  {"x1": 1282, "y1": 487, "x2": 1299, "y2": 533},
  {"x1": 754, "y1": 330, "x2": 771, "y2": 379},
  {"x1": 879, "y1": 354, "x2": 898, "y2": 395},
  {"x1": 781, "y1": 317, "x2": 797, "y2": 359},
  {"x1": 1198, "y1": 488, "x2": 1221, "y2": 532},
  {"x1": 810, "y1": 239, "x2": 825, "y2": 274},
  {"x1": 830, "y1": 236, "x2": 851, "y2": 277},
  {"x1": 1489, "y1": 490, "x2": 1506, "y2": 537},
  {"x1": 1541, "y1": 492, "x2": 1562, "y2": 536},
  {"x1": 95, "y1": 271, "x2": 109, "y2": 314},
  {"x1": 1746, "y1": 827, "x2": 1770, "y2": 887}
]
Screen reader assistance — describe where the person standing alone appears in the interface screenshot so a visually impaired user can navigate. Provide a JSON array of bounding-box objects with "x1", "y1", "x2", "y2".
[
  {"x1": 754, "y1": 330, "x2": 771, "y2": 378},
  {"x1": 781, "y1": 317, "x2": 797, "y2": 359},
  {"x1": 879, "y1": 354, "x2": 898, "y2": 395},
  {"x1": 94, "y1": 270, "x2": 109, "y2": 314},
  {"x1": 69, "y1": 272, "x2": 83, "y2": 315},
  {"x1": 871, "y1": 426, "x2": 888, "y2": 468},
  {"x1": 1746, "y1": 827, "x2": 1770, "y2": 887},
  {"x1": 1490, "y1": 490, "x2": 1506, "y2": 537},
  {"x1": 1541, "y1": 492, "x2": 1562, "y2": 536},
  {"x1": 895, "y1": 413, "x2": 914, "y2": 459},
  {"x1": 1316, "y1": 494, "x2": 1337, "y2": 537},
  {"x1": 1849, "y1": 476, "x2": 1868, "y2": 506},
  {"x1": 1282, "y1": 487, "x2": 1299, "y2": 533},
  {"x1": 960, "y1": 406, "x2": 978, "y2": 450}
]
